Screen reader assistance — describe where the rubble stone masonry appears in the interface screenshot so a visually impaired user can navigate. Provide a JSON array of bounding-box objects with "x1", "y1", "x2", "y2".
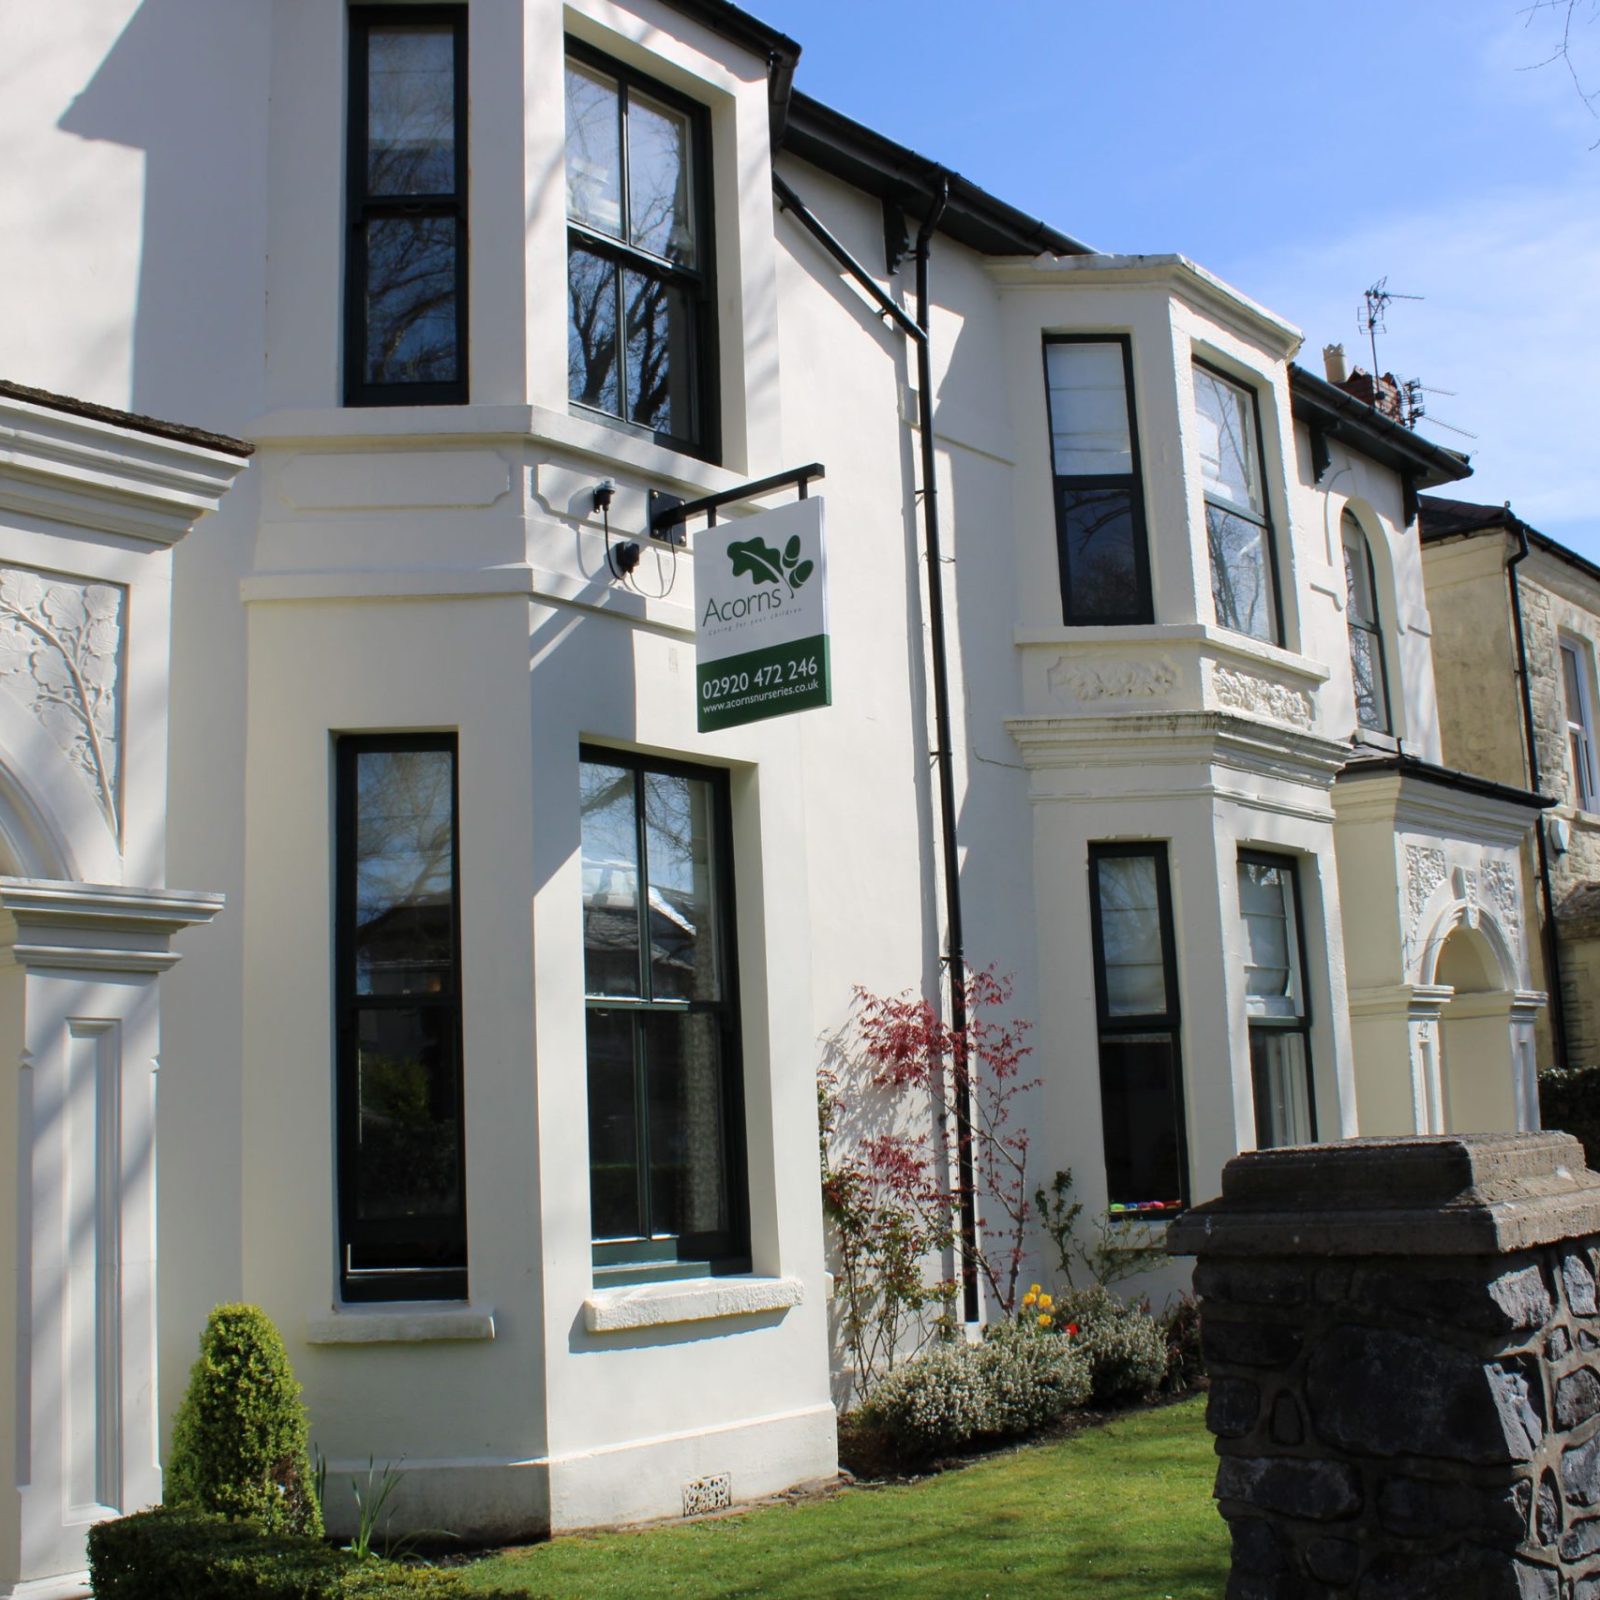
[{"x1": 1170, "y1": 1133, "x2": 1600, "y2": 1599}]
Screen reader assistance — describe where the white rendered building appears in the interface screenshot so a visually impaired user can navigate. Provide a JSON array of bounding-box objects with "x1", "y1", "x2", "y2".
[{"x1": 0, "y1": 2, "x2": 1549, "y2": 1592}]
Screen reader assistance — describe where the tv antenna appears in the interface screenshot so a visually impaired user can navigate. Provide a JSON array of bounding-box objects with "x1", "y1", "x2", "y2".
[{"x1": 1357, "y1": 277, "x2": 1423, "y2": 381}]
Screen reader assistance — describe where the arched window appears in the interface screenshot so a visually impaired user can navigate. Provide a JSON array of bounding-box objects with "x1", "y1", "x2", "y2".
[{"x1": 1341, "y1": 510, "x2": 1391, "y2": 735}]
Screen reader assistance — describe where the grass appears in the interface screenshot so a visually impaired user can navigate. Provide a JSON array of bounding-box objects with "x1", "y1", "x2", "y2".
[{"x1": 458, "y1": 1396, "x2": 1226, "y2": 1600}]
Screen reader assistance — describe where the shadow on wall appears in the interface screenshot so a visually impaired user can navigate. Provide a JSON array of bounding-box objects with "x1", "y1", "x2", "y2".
[{"x1": 57, "y1": 0, "x2": 271, "y2": 429}]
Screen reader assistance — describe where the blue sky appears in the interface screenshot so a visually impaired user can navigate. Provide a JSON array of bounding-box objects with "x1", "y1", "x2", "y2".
[{"x1": 757, "y1": 0, "x2": 1600, "y2": 558}]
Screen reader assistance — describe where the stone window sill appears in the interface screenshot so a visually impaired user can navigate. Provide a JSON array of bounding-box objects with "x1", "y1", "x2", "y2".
[
  {"x1": 583, "y1": 1275, "x2": 803, "y2": 1333},
  {"x1": 306, "y1": 1303, "x2": 495, "y2": 1345}
]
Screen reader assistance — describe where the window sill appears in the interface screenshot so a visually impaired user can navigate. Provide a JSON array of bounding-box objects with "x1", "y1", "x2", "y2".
[
  {"x1": 583, "y1": 1275, "x2": 803, "y2": 1333},
  {"x1": 306, "y1": 1303, "x2": 495, "y2": 1345}
]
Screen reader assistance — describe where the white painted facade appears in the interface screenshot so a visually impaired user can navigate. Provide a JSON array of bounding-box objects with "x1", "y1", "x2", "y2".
[{"x1": 0, "y1": 2, "x2": 1550, "y2": 1592}]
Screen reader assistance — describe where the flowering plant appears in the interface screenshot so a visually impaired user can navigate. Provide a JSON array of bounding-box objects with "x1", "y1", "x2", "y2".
[{"x1": 819, "y1": 968, "x2": 1040, "y2": 1399}]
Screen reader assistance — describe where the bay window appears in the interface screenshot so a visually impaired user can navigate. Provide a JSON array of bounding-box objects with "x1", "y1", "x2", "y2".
[
  {"x1": 345, "y1": 8, "x2": 468, "y2": 406},
  {"x1": 335, "y1": 736, "x2": 466, "y2": 1300},
  {"x1": 1087, "y1": 843, "x2": 1187, "y2": 1215},
  {"x1": 1194, "y1": 362, "x2": 1281, "y2": 643},
  {"x1": 1042, "y1": 336, "x2": 1151, "y2": 624},
  {"x1": 580, "y1": 749, "x2": 745, "y2": 1276},
  {"x1": 1238, "y1": 853, "x2": 1315, "y2": 1149},
  {"x1": 565, "y1": 45, "x2": 715, "y2": 459}
]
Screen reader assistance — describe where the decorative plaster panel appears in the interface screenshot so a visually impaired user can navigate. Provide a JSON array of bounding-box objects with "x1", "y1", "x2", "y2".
[
  {"x1": 1480, "y1": 857, "x2": 1522, "y2": 955},
  {"x1": 1047, "y1": 655, "x2": 1178, "y2": 702},
  {"x1": 0, "y1": 566, "x2": 124, "y2": 832},
  {"x1": 1211, "y1": 664, "x2": 1313, "y2": 729},
  {"x1": 1404, "y1": 844, "x2": 1448, "y2": 949}
]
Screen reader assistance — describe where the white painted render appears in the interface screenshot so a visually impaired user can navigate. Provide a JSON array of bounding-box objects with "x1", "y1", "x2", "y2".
[{"x1": 0, "y1": 2, "x2": 1551, "y2": 1591}]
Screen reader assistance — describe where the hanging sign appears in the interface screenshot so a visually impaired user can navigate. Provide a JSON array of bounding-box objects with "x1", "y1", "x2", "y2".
[{"x1": 695, "y1": 497, "x2": 830, "y2": 732}]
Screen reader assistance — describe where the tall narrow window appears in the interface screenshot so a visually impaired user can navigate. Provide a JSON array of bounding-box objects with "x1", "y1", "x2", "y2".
[
  {"x1": 1194, "y1": 362, "x2": 1281, "y2": 643},
  {"x1": 1561, "y1": 638, "x2": 1598, "y2": 811},
  {"x1": 345, "y1": 8, "x2": 468, "y2": 406},
  {"x1": 566, "y1": 44, "x2": 715, "y2": 458},
  {"x1": 335, "y1": 736, "x2": 466, "y2": 1301},
  {"x1": 1042, "y1": 337, "x2": 1150, "y2": 624},
  {"x1": 1088, "y1": 844, "x2": 1187, "y2": 1215},
  {"x1": 580, "y1": 749, "x2": 745, "y2": 1276},
  {"x1": 1341, "y1": 510, "x2": 1392, "y2": 734},
  {"x1": 1238, "y1": 853, "x2": 1315, "y2": 1149}
]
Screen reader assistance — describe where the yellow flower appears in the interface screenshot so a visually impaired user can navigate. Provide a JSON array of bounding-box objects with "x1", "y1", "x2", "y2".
[
  {"x1": 1038, "y1": 1293, "x2": 1053, "y2": 1310},
  {"x1": 1029, "y1": 1284, "x2": 1041, "y2": 1296},
  {"x1": 1037, "y1": 1313, "x2": 1053, "y2": 1328},
  {"x1": 1021, "y1": 1291, "x2": 1037, "y2": 1308}
]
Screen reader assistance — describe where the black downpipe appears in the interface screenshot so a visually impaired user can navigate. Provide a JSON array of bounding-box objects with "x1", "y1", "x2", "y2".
[
  {"x1": 1508, "y1": 527, "x2": 1571, "y2": 1070},
  {"x1": 911, "y1": 182, "x2": 980, "y2": 1325},
  {"x1": 774, "y1": 171, "x2": 981, "y2": 1321}
]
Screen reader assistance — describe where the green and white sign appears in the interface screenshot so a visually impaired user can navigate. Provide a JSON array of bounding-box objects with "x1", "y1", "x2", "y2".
[{"x1": 695, "y1": 497, "x2": 830, "y2": 732}]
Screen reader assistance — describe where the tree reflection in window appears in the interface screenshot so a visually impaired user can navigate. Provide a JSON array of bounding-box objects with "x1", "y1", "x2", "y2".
[
  {"x1": 565, "y1": 48, "x2": 708, "y2": 454},
  {"x1": 1043, "y1": 339, "x2": 1150, "y2": 625},
  {"x1": 347, "y1": 11, "x2": 466, "y2": 404},
  {"x1": 579, "y1": 750, "x2": 742, "y2": 1271},
  {"x1": 1194, "y1": 364, "x2": 1279, "y2": 644}
]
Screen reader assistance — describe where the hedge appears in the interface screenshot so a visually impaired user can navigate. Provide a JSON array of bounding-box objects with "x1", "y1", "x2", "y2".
[
  {"x1": 87, "y1": 1508, "x2": 523, "y2": 1600},
  {"x1": 1539, "y1": 1064, "x2": 1600, "y2": 1170}
]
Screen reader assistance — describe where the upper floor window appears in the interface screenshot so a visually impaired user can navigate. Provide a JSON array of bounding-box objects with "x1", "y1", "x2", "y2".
[
  {"x1": 345, "y1": 8, "x2": 468, "y2": 406},
  {"x1": 1341, "y1": 510, "x2": 1392, "y2": 735},
  {"x1": 1238, "y1": 853, "x2": 1315, "y2": 1149},
  {"x1": 566, "y1": 45, "x2": 716, "y2": 459},
  {"x1": 335, "y1": 735, "x2": 466, "y2": 1300},
  {"x1": 1194, "y1": 362, "x2": 1281, "y2": 644},
  {"x1": 1561, "y1": 636, "x2": 1598, "y2": 811},
  {"x1": 1087, "y1": 842, "x2": 1187, "y2": 1216},
  {"x1": 580, "y1": 749, "x2": 746, "y2": 1276},
  {"x1": 1042, "y1": 337, "x2": 1150, "y2": 625}
]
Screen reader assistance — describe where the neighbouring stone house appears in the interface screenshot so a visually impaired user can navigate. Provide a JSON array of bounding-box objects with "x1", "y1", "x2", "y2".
[
  {"x1": 0, "y1": 1, "x2": 1559, "y2": 1593},
  {"x1": 1421, "y1": 497, "x2": 1600, "y2": 1070}
]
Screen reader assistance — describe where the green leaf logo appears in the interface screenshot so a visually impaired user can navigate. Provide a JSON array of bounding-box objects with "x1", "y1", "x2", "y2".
[
  {"x1": 727, "y1": 533, "x2": 815, "y2": 592},
  {"x1": 727, "y1": 537, "x2": 784, "y2": 586}
]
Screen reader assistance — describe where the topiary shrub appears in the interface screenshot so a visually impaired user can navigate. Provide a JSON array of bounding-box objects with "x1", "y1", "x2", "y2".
[
  {"x1": 166, "y1": 1303, "x2": 323, "y2": 1537},
  {"x1": 1058, "y1": 1285, "x2": 1167, "y2": 1405}
]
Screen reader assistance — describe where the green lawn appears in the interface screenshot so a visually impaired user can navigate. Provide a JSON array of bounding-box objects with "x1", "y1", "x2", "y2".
[{"x1": 459, "y1": 1397, "x2": 1226, "y2": 1600}]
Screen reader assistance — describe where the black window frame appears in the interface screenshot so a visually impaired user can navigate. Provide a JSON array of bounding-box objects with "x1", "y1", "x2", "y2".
[
  {"x1": 1041, "y1": 333, "x2": 1153, "y2": 626},
  {"x1": 564, "y1": 38, "x2": 720, "y2": 463},
  {"x1": 334, "y1": 733, "x2": 468, "y2": 1302},
  {"x1": 1237, "y1": 850, "x2": 1317, "y2": 1150},
  {"x1": 1194, "y1": 357, "x2": 1285, "y2": 646},
  {"x1": 345, "y1": 6, "x2": 469, "y2": 408},
  {"x1": 1086, "y1": 841, "x2": 1189, "y2": 1217},
  {"x1": 1340, "y1": 510, "x2": 1393, "y2": 736},
  {"x1": 579, "y1": 745, "x2": 748, "y2": 1282}
]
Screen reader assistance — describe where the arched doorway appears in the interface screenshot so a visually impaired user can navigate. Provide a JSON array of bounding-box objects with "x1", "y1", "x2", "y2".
[{"x1": 1434, "y1": 923, "x2": 1519, "y2": 1133}]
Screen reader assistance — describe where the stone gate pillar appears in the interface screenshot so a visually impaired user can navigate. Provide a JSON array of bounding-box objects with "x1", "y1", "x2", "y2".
[{"x1": 1169, "y1": 1133, "x2": 1600, "y2": 1600}]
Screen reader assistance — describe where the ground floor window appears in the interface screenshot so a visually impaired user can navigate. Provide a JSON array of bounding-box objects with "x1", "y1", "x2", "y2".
[
  {"x1": 579, "y1": 748, "x2": 746, "y2": 1276},
  {"x1": 1238, "y1": 851, "x2": 1316, "y2": 1148},
  {"x1": 1087, "y1": 842, "x2": 1187, "y2": 1215},
  {"x1": 335, "y1": 735, "x2": 467, "y2": 1301}
]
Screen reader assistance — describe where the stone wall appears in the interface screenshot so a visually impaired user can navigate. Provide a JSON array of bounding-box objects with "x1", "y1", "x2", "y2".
[{"x1": 1171, "y1": 1133, "x2": 1600, "y2": 1600}]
